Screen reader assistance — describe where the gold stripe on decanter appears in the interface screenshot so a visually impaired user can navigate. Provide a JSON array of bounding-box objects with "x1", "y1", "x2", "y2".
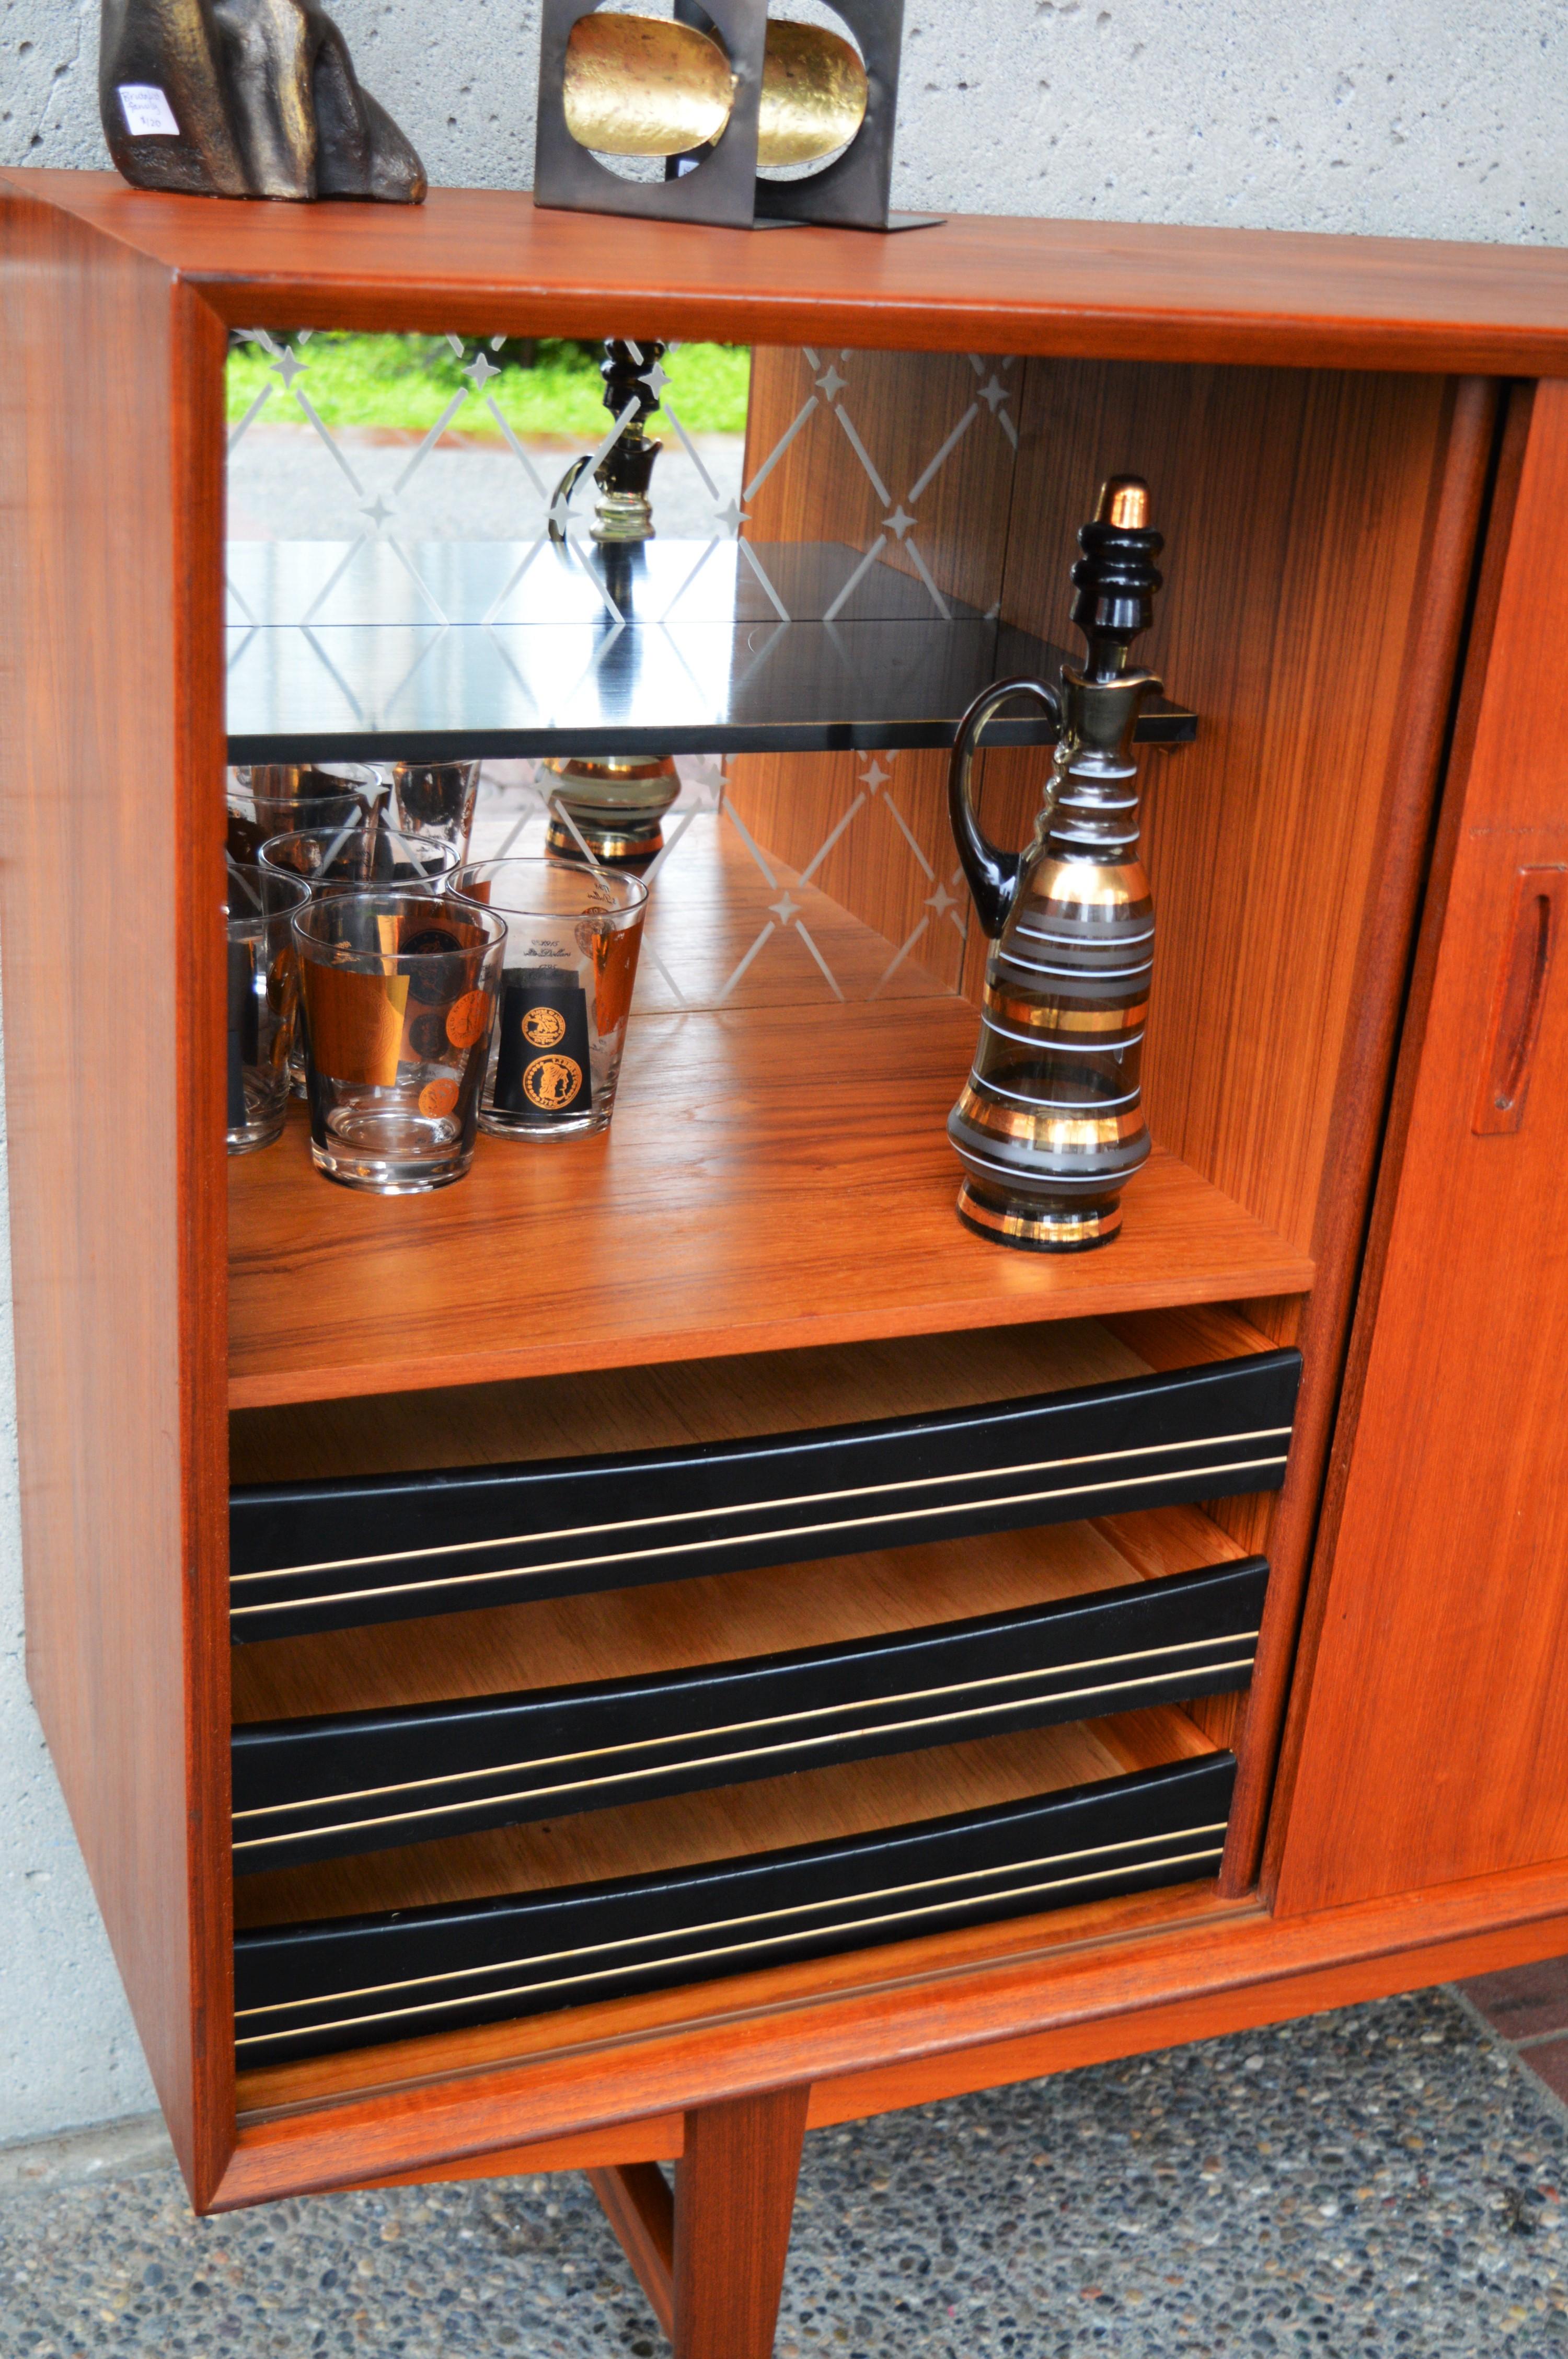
[{"x1": 953, "y1": 1094, "x2": 1148, "y2": 1151}]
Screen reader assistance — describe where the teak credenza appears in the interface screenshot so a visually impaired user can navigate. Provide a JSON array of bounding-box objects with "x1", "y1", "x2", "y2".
[{"x1": 5, "y1": 171, "x2": 1568, "y2": 2356}]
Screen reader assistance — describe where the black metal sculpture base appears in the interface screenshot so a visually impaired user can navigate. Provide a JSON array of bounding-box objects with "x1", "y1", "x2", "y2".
[{"x1": 99, "y1": 0, "x2": 426, "y2": 202}]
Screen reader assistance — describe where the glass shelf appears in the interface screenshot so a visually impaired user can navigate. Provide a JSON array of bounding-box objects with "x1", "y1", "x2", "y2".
[{"x1": 225, "y1": 539, "x2": 1199, "y2": 763}]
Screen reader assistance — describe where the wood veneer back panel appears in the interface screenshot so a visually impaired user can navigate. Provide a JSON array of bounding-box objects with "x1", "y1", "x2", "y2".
[
  {"x1": 740, "y1": 345, "x2": 1018, "y2": 614},
  {"x1": 981, "y1": 358, "x2": 1451, "y2": 1259},
  {"x1": 728, "y1": 345, "x2": 1017, "y2": 994},
  {"x1": 732, "y1": 352, "x2": 1452, "y2": 1268},
  {"x1": 0, "y1": 193, "x2": 232, "y2": 2196},
  {"x1": 722, "y1": 744, "x2": 963, "y2": 998},
  {"x1": 228, "y1": 1315, "x2": 1150, "y2": 1483}
]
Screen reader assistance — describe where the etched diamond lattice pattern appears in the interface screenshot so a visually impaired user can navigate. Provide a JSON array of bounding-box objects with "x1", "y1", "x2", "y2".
[{"x1": 224, "y1": 335, "x2": 1025, "y2": 1010}]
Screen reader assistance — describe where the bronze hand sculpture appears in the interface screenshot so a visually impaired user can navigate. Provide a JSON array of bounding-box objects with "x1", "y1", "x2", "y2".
[{"x1": 100, "y1": 0, "x2": 426, "y2": 201}]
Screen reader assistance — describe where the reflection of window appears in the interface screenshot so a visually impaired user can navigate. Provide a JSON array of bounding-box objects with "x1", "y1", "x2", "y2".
[
  {"x1": 225, "y1": 338, "x2": 1030, "y2": 1010},
  {"x1": 226, "y1": 332, "x2": 752, "y2": 543}
]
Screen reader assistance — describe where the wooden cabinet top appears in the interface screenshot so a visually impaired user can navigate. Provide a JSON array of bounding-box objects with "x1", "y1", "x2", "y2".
[{"x1": 7, "y1": 166, "x2": 1568, "y2": 372}]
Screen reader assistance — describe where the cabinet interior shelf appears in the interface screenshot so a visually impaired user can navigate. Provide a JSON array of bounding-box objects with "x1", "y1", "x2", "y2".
[
  {"x1": 225, "y1": 540, "x2": 1199, "y2": 763},
  {"x1": 227, "y1": 994, "x2": 1312, "y2": 1407}
]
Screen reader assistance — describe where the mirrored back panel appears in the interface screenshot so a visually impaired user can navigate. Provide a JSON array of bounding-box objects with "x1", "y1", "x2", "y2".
[{"x1": 225, "y1": 332, "x2": 1192, "y2": 1009}]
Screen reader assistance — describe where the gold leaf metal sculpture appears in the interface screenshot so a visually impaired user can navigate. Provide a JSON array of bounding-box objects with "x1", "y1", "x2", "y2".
[
  {"x1": 757, "y1": 18, "x2": 867, "y2": 168},
  {"x1": 563, "y1": 12, "x2": 734, "y2": 158},
  {"x1": 562, "y1": 9, "x2": 868, "y2": 169}
]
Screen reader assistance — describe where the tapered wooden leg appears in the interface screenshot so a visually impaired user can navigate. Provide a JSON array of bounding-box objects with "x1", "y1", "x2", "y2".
[
  {"x1": 671, "y1": 2087, "x2": 810, "y2": 2359},
  {"x1": 588, "y1": 2162, "x2": 675, "y2": 2340}
]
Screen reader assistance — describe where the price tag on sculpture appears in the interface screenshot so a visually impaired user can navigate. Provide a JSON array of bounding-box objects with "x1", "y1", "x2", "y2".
[
  {"x1": 493, "y1": 970, "x2": 592, "y2": 1123},
  {"x1": 118, "y1": 85, "x2": 180, "y2": 138}
]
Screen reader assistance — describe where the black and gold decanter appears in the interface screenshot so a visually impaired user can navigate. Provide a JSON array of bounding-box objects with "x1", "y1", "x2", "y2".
[
  {"x1": 947, "y1": 476, "x2": 1168, "y2": 1251},
  {"x1": 546, "y1": 338, "x2": 679, "y2": 867}
]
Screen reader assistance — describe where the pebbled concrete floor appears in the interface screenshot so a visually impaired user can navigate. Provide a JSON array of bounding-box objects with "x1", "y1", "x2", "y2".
[{"x1": 3, "y1": 1984, "x2": 1566, "y2": 2358}]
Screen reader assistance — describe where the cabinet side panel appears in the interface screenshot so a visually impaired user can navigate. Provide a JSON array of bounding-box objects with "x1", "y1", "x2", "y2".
[
  {"x1": 1273, "y1": 377, "x2": 1568, "y2": 1911},
  {"x1": 0, "y1": 194, "x2": 232, "y2": 2197}
]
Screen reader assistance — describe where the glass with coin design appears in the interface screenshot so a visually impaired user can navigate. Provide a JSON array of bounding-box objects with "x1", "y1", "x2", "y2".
[
  {"x1": 293, "y1": 891, "x2": 505, "y2": 1193},
  {"x1": 224, "y1": 864, "x2": 312, "y2": 1155},
  {"x1": 446, "y1": 858, "x2": 648, "y2": 1140}
]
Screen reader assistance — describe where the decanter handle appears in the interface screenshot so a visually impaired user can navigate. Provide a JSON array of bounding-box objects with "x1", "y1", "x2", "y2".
[
  {"x1": 548, "y1": 453, "x2": 593, "y2": 545},
  {"x1": 948, "y1": 677, "x2": 1063, "y2": 940}
]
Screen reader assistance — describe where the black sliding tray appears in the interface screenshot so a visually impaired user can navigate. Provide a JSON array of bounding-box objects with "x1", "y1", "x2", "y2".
[
  {"x1": 232, "y1": 1556, "x2": 1269, "y2": 1873},
  {"x1": 229, "y1": 1349, "x2": 1301, "y2": 1641},
  {"x1": 234, "y1": 1751, "x2": 1237, "y2": 2066}
]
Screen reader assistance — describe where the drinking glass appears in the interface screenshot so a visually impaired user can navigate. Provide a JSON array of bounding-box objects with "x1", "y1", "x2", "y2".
[
  {"x1": 225, "y1": 864, "x2": 311, "y2": 1154},
  {"x1": 381, "y1": 761, "x2": 482, "y2": 863},
  {"x1": 447, "y1": 858, "x2": 648, "y2": 1139},
  {"x1": 261, "y1": 823, "x2": 459, "y2": 1094},
  {"x1": 226, "y1": 764, "x2": 382, "y2": 863},
  {"x1": 294, "y1": 891, "x2": 505, "y2": 1193},
  {"x1": 258, "y1": 821, "x2": 458, "y2": 892}
]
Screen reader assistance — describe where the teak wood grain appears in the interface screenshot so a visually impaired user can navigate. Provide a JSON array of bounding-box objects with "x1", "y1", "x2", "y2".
[
  {"x1": 10, "y1": 171, "x2": 1568, "y2": 374},
  {"x1": 227, "y1": 1304, "x2": 1269, "y2": 1488},
  {"x1": 590, "y1": 2161, "x2": 676, "y2": 2341},
  {"x1": 228, "y1": 1312, "x2": 1151, "y2": 1484},
  {"x1": 0, "y1": 182, "x2": 233, "y2": 2204},
  {"x1": 1271, "y1": 377, "x2": 1568, "y2": 1911},
  {"x1": 349, "y1": 2116, "x2": 685, "y2": 2186},
  {"x1": 1223, "y1": 376, "x2": 1501, "y2": 1887},
  {"x1": 3, "y1": 162, "x2": 1556, "y2": 2238},
  {"x1": 672, "y1": 2089, "x2": 808, "y2": 2359},
  {"x1": 227, "y1": 1000, "x2": 1311, "y2": 1406}
]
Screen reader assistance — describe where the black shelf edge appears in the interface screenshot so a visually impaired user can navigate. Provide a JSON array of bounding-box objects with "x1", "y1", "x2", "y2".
[
  {"x1": 226, "y1": 707, "x2": 1196, "y2": 764},
  {"x1": 224, "y1": 540, "x2": 1198, "y2": 763}
]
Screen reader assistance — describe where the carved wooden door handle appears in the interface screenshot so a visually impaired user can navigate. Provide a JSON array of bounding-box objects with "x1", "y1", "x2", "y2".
[{"x1": 1472, "y1": 864, "x2": 1566, "y2": 1135}]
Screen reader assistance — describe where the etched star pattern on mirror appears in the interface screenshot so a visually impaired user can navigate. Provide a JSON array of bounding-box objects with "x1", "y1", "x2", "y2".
[{"x1": 225, "y1": 335, "x2": 1022, "y2": 1010}]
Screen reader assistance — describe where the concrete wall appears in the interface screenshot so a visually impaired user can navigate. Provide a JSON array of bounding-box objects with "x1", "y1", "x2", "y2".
[{"x1": 1, "y1": 0, "x2": 1565, "y2": 2147}]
